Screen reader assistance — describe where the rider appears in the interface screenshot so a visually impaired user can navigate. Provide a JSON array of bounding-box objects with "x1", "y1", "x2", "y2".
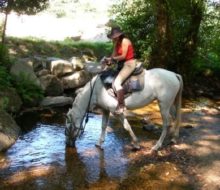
[{"x1": 106, "y1": 27, "x2": 136, "y2": 114}]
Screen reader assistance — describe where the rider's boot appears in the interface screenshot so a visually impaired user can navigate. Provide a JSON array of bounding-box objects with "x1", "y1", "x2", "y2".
[{"x1": 115, "y1": 89, "x2": 125, "y2": 115}]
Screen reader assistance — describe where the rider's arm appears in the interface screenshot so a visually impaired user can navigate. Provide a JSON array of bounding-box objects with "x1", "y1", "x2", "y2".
[
  {"x1": 105, "y1": 42, "x2": 117, "y2": 64},
  {"x1": 112, "y1": 38, "x2": 130, "y2": 61}
]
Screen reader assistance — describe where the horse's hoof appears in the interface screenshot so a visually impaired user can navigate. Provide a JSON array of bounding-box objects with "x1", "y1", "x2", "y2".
[
  {"x1": 143, "y1": 148, "x2": 157, "y2": 155},
  {"x1": 150, "y1": 148, "x2": 158, "y2": 155},
  {"x1": 132, "y1": 144, "x2": 141, "y2": 151},
  {"x1": 170, "y1": 138, "x2": 177, "y2": 144}
]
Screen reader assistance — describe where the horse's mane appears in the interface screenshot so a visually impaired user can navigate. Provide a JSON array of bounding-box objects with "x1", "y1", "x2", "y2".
[{"x1": 72, "y1": 75, "x2": 100, "y2": 109}]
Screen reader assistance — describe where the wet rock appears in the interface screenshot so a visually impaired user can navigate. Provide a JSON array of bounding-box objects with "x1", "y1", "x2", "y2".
[
  {"x1": 61, "y1": 70, "x2": 91, "y2": 89},
  {"x1": 51, "y1": 59, "x2": 74, "y2": 77},
  {"x1": 40, "y1": 96, "x2": 73, "y2": 107},
  {"x1": 69, "y1": 56, "x2": 84, "y2": 71},
  {"x1": 39, "y1": 74, "x2": 63, "y2": 96},
  {"x1": 0, "y1": 87, "x2": 22, "y2": 113},
  {"x1": 0, "y1": 110, "x2": 21, "y2": 152},
  {"x1": 10, "y1": 58, "x2": 41, "y2": 87}
]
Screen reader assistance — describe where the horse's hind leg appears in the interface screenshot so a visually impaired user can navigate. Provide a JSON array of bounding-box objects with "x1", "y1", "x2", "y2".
[
  {"x1": 96, "y1": 110, "x2": 110, "y2": 149},
  {"x1": 169, "y1": 105, "x2": 179, "y2": 144},
  {"x1": 152, "y1": 103, "x2": 171, "y2": 151},
  {"x1": 119, "y1": 115, "x2": 140, "y2": 150}
]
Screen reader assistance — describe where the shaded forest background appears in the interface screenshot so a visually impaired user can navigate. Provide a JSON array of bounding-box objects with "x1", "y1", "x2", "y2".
[{"x1": 0, "y1": 0, "x2": 220, "y2": 109}]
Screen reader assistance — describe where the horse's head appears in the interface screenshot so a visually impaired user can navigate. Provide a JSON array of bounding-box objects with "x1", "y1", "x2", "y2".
[{"x1": 65, "y1": 110, "x2": 82, "y2": 147}]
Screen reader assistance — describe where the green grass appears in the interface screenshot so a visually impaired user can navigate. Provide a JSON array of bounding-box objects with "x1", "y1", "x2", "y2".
[{"x1": 6, "y1": 37, "x2": 113, "y2": 60}]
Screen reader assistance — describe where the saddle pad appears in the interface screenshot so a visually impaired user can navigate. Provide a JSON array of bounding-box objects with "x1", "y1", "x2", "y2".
[
  {"x1": 100, "y1": 69, "x2": 145, "y2": 95},
  {"x1": 123, "y1": 70, "x2": 145, "y2": 93}
]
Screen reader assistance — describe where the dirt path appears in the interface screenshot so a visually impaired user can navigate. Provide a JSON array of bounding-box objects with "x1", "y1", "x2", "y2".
[
  {"x1": 128, "y1": 98, "x2": 220, "y2": 190},
  {"x1": 177, "y1": 99, "x2": 220, "y2": 190}
]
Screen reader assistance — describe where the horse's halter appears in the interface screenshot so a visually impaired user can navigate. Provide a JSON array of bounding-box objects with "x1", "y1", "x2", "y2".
[{"x1": 65, "y1": 76, "x2": 99, "y2": 139}]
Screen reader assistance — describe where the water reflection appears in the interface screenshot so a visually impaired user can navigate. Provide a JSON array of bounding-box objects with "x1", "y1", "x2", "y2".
[{"x1": 0, "y1": 114, "x2": 130, "y2": 189}]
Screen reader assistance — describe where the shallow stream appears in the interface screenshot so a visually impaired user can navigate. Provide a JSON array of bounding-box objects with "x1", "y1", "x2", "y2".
[{"x1": 1, "y1": 99, "x2": 212, "y2": 190}]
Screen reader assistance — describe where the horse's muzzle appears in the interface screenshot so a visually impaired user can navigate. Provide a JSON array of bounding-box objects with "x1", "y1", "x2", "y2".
[{"x1": 65, "y1": 137, "x2": 76, "y2": 148}]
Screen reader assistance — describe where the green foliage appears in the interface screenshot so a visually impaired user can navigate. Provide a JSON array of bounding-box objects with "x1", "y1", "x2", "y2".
[
  {"x1": 0, "y1": 0, "x2": 49, "y2": 15},
  {"x1": 195, "y1": 2, "x2": 220, "y2": 77},
  {"x1": 0, "y1": 44, "x2": 12, "y2": 90},
  {"x1": 62, "y1": 39, "x2": 113, "y2": 59},
  {"x1": 0, "y1": 96, "x2": 9, "y2": 111},
  {"x1": 110, "y1": 0, "x2": 220, "y2": 78},
  {"x1": 0, "y1": 44, "x2": 11, "y2": 69},
  {"x1": 7, "y1": 37, "x2": 112, "y2": 60},
  {"x1": 0, "y1": 65, "x2": 12, "y2": 89},
  {"x1": 11, "y1": 73, "x2": 44, "y2": 105}
]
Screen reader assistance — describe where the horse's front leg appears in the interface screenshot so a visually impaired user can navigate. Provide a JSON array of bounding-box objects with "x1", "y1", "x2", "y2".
[
  {"x1": 96, "y1": 110, "x2": 110, "y2": 149},
  {"x1": 119, "y1": 115, "x2": 140, "y2": 150}
]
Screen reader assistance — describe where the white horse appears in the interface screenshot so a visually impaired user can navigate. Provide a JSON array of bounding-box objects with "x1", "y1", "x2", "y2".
[{"x1": 65, "y1": 68, "x2": 183, "y2": 151}]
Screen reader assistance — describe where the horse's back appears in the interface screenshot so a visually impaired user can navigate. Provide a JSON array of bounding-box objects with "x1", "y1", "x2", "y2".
[
  {"x1": 145, "y1": 68, "x2": 180, "y2": 86},
  {"x1": 144, "y1": 68, "x2": 181, "y2": 99}
]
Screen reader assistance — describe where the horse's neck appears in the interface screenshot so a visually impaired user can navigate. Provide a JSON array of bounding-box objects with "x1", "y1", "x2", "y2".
[{"x1": 72, "y1": 77, "x2": 98, "y2": 117}]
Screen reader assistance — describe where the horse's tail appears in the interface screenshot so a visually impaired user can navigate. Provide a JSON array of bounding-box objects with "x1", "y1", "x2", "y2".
[{"x1": 173, "y1": 74, "x2": 183, "y2": 139}]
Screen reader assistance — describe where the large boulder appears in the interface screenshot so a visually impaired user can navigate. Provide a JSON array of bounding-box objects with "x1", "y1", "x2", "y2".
[
  {"x1": 32, "y1": 56, "x2": 46, "y2": 72},
  {"x1": 10, "y1": 58, "x2": 41, "y2": 87},
  {"x1": 0, "y1": 110, "x2": 21, "y2": 152},
  {"x1": 40, "y1": 96, "x2": 73, "y2": 107},
  {"x1": 61, "y1": 70, "x2": 91, "y2": 89},
  {"x1": 51, "y1": 59, "x2": 74, "y2": 77},
  {"x1": 0, "y1": 88, "x2": 22, "y2": 113},
  {"x1": 39, "y1": 74, "x2": 63, "y2": 96},
  {"x1": 69, "y1": 56, "x2": 84, "y2": 71}
]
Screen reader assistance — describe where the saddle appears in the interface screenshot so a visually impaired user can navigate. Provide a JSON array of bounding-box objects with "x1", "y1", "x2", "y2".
[{"x1": 100, "y1": 61, "x2": 145, "y2": 96}]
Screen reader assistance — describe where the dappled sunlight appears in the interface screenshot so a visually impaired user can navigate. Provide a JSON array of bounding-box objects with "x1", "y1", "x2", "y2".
[
  {"x1": 173, "y1": 143, "x2": 191, "y2": 151},
  {"x1": 0, "y1": 156, "x2": 10, "y2": 170},
  {"x1": 3, "y1": 165, "x2": 56, "y2": 185},
  {"x1": 129, "y1": 100, "x2": 160, "y2": 115},
  {"x1": 193, "y1": 137, "x2": 220, "y2": 157},
  {"x1": 1, "y1": 98, "x2": 220, "y2": 189},
  {"x1": 127, "y1": 100, "x2": 162, "y2": 126}
]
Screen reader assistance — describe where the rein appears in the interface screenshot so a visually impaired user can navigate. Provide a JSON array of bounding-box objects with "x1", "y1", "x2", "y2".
[{"x1": 77, "y1": 76, "x2": 99, "y2": 138}]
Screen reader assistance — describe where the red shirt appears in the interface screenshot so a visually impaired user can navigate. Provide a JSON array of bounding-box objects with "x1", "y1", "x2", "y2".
[{"x1": 116, "y1": 42, "x2": 134, "y2": 61}]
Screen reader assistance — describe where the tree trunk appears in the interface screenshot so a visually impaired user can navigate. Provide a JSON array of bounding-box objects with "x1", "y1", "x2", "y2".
[
  {"x1": 178, "y1": 1, "x2": 203, "y2": 83},
  {"x1": 149, "y1": 0, "x2": 172, "y2": 69},
  {"x1": 1, "y1": 12, "x2": 8, "y2": 44}
]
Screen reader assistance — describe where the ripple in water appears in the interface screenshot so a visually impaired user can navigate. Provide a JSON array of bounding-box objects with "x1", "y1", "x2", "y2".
[{"x1": 0, "y1": 114, "x2": 129, "y2": 187}]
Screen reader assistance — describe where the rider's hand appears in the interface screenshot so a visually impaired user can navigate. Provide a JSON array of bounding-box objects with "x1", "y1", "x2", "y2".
[{"x1": 105, "y1": 57, "x2": 112, "y2": 65}]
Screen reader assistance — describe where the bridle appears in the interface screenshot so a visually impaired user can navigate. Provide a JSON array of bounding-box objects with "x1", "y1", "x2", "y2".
[{"x1": 65, "y1": 76, "x2": 99, "y2": 139}]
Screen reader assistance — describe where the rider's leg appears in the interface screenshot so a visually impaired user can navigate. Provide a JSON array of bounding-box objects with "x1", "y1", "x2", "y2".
[{"x1": 114, "y1": 60, "x2": 136, "y2": 114}]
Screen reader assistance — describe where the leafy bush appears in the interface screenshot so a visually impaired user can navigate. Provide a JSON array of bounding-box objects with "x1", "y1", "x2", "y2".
[
  {"x1": 11, "y1": 73, "x2": 44, "y2": 106},
  {"x1": 0, "y1": 65, "x2": 12, "y2": 89},
  {"x1": 0, "y1": 44, "x2": 11, "y2": 69},
  {"x1": 0, "y1": 96, "x2": 9, "y2": 111},
  {"x1": 0, "y1": 44, "x2": 12, "y2": 90}
]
